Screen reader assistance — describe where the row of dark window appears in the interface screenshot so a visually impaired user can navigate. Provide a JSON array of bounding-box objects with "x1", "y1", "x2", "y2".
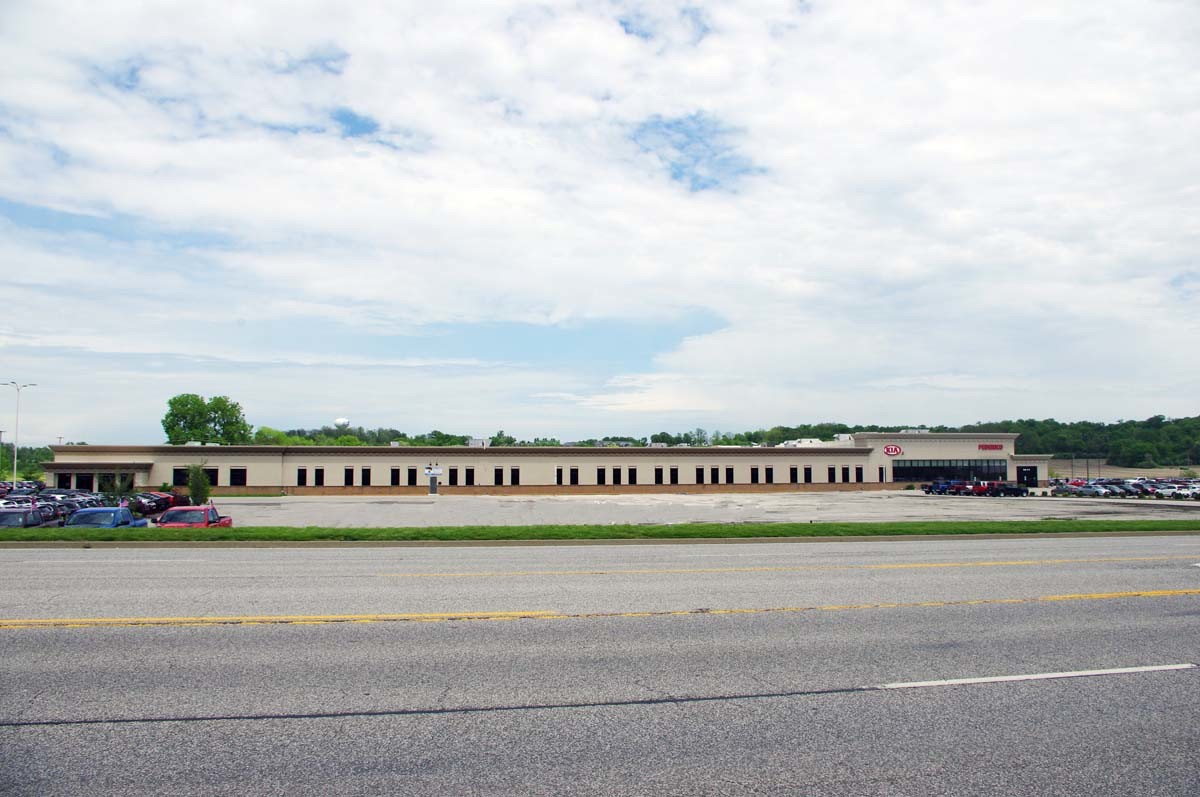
[
  {"x1": 291, "y1": 466, "x2": 518, "y2": 488},
  {"x1": 559, "y1": 465, "x2": 873, "y2": 485},
  {"x1": 168, "y1": 465, "x2": 886, "y2": 488},
  {"x1": 890, "y1": 459, "x2": 1009, "y2": 482}
]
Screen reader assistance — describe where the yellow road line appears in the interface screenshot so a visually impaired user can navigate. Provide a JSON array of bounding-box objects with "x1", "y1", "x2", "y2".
[
  {"x1": 378, "y1": 555, "x2": 1197, "y2": 580},
  {"x1": 3, "y1": 589, "x2": 1198, "y2": 630},
  {"x1": 0, "y1": 611, "x2": 559, "y2": 630}
]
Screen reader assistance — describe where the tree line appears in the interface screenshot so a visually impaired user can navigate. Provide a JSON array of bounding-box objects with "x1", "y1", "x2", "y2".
[{"x1": 159, "y1": 395, "x2": 1200, "y2": 468}]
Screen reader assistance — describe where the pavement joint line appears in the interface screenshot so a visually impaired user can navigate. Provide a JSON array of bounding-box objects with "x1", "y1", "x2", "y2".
[
  {"x1": 3, "y1": 588, "x2": 1199, "y2": 630},
  {"x1": 878, "y1": 663, "x2": 1197, "y2": 689},
  {"x1": 2, "y1": 663, "x2": 1196, "y2": 730},
  {"x1": 375, "y1": 555, "x2": 1200, "y2": 579}
]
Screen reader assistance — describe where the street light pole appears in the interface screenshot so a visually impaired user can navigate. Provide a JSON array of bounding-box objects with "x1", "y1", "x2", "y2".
[{"x1": 6, "y1": 382, "x2": 36, "y2": 487}]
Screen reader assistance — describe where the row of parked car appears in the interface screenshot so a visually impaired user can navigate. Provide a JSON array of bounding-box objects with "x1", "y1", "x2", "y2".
[
  {"x1": 0, "y1": 487, "x2": 234, "y2": 529},
  {"x1": 1049, "y1": 479, "x2": 1200, "y2": 499}
]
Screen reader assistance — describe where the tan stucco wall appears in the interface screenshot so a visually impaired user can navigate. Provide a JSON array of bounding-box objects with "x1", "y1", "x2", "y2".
[{"x1": 45, "y1": 434, "x2": 1051, "y2": 491}]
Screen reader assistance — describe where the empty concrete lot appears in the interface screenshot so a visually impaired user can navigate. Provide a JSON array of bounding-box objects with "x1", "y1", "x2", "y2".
[{"x1": 215, "y1": 491, "x2": 1200, "y2": 527}]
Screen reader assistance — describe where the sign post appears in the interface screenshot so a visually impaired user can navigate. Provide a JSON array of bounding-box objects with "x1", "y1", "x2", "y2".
[{"x1": 423, "y1": 465, "x2": 442, "y2": 496}]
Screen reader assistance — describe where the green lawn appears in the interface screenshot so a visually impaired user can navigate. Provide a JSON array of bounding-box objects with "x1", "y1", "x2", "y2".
[{"x1": 2, "y1": 519, "x2": 1199, "y2": 543}]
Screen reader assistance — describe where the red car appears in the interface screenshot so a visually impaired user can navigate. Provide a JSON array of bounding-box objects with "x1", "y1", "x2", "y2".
[{"x1": 155, "y1": 505, "x2": 233, "y2": 528}]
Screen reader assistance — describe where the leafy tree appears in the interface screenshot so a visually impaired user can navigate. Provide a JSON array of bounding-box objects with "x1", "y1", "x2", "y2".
[
  {"x1": 187, "y1": 464, "x2": 210, "y2": 505},
  {"x1": 208, "y1": 396, "x2": 253, "y2": 443},
  {"x1": 162, "y1": 394, "x2": 212, "y2": 444},
  {"x1": 162, "y1": 394, "x2": 253, "y2": 444},
  {"x1": 490, "y1": 430, "x2": 517, "y2": 447}
]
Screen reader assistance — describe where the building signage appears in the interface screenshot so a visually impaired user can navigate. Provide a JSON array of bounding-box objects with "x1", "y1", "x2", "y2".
[
  {"x1": 883, "y1": 444, "x2": 903, "y2": 456},
  {"x1": 978, "y1": 444, "x2": 1004, "y2": 451},
  {"x1": 423, "y1": 467, "x2": 443, "y2": 476}
]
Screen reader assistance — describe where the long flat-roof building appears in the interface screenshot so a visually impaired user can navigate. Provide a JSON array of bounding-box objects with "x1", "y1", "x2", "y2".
[{"x1": 42, "y1": 432, "x2": 1051, "y2": 495}]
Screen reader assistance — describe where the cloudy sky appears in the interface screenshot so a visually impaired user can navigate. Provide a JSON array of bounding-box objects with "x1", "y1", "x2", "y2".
[{"x1": 2, "y1": 1, "x2": 1198, "y2": 446}]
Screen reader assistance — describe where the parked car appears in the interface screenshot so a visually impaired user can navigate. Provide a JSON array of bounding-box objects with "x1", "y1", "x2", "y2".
[
  {"x1": 1076, "y1": 486, "x2": 1109, "y2": 497},
  {"x1": 155, "y1": 504, "x2": 233, "y2": 528},
  {"x1": 63, "y1": 507, "x2": 148, "y2": 528},
  {"x1": 0, "y1": 509, "x2": 46, "y2": 528}
]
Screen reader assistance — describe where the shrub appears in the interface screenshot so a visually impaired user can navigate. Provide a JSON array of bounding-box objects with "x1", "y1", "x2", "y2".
[{"x1": 187, "y1": 464, "x2": 211, "y2": 505}]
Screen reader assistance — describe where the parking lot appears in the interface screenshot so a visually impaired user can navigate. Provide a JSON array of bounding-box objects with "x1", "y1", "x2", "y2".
[{"x1": 214, "y1": 490, "x2": 1200, "y2": 528}]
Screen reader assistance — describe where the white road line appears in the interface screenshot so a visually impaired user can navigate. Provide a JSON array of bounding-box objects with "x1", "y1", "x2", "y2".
[{"x1": 878, "y1": 663, "x2": 1196, "y2": 690}]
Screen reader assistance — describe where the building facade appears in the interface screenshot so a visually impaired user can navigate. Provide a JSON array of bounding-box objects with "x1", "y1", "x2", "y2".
[{"x1": 42, "y1": 432, "x2": 1050, "y2": 495}]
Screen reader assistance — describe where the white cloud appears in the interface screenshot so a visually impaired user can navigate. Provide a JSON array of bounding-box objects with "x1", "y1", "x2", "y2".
[{"x1": 1, "y1": 0, "x2": 1198, "y2": 443}]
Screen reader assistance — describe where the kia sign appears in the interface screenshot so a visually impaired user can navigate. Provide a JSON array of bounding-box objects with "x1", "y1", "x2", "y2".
[
  {"x1": 978, "y1": 444, "x2": 1003, "y2": 450},
  {"x1": 883, "y1": 444, "x2": 903, "y2": 456}
]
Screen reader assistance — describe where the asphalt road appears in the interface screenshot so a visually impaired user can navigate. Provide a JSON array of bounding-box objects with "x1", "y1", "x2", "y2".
[
  {"x1": 2, "y1": 535, "x2": 1199, "y2": 795},
  {"x1": 213, "y1": 490, "x2": 1200, "y2": 527}
]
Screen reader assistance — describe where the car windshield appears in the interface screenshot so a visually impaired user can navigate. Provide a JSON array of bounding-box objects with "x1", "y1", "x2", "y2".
[
  {"x1": 0, "y1": 513, "x2": 29, "y2": 527},
  {"x1": 66, "y1": 511, "x2": 115, "y2": 527},
  {"x1": 161, "y1": 509, "x2": 205, "y2": 523}
]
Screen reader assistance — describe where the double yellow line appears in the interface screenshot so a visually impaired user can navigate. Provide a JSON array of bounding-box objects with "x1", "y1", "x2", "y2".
[{"x1": 3, "y1": 589, "x2": 1198, "y2": 630}]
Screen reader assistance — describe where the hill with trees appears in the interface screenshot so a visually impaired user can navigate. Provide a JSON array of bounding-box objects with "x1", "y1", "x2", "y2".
[{"x1": 157, "y1": 395, "x2": 1199, "y2": 468}]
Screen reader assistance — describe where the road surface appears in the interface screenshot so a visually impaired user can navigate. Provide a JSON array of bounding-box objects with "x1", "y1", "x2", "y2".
[{"x1": 2, "y1": 535, "x2": 1199, "y2": 794}]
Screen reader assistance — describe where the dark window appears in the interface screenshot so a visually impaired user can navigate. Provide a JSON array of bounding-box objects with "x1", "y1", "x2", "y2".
[
  {"x1": 204, "y1": 468, "x2": 219, "y2": 487},
  {"x1": 750, "y1": 467, "x2": 760, "y2": 484},
  {"x1": 57, "y1": 473, "x2": 72, "y2": 489},
  {"x1": 448, "y1": 468, "x2": 458, "y2": 486},
  {"x1": 99, "y1": 473, "x2": 115, "y2": 492},
  {"x1": 556, "y1": 467, "x2": 563, "y2": 486},
  {"x1": 725, "y1": 467, "x2": 734, "y2": 484},
  {"x1": 789, "y1": 466, "x2": 798, "y2": 484},
  {"x1": 878, "y1": 466, "x2": 885, "y2": 483},
  {"x1": 465, "y1": 468, "x2": 475, "y2": 486},
  {"x1": 765, "y1": 467, "x2": 774, "y2": 484},
  {"x1": 842, "y1": 466, "x2": 851, "y2": 483},
  {"x1": 669, "y1": 467, "x2": 678, "y2": 485},
  {"x1": 696, "y1": 467, "x2": 705, "y2": 485},
  {"x1": 828, "y1": 467, "x2": 836, "y2": 483},
  {"x1": 362, "y1": 468, "x2": 372, "y2": 486},
  {"x1": 173, "y1": 468, "x2": 189, "y2": 487},
  {"x1": 408, "y1": 467, "x2": 418, "y2": 487},
  {"x1": 391, "y1": 467, "x2": 400, "y2": 487},
  {"x1": 510, "y1": 467, "x2": 520, "y2": 486},
  {"x1": 628, "y1": 467, "x2": 637, "y2": 485},
  {"x1": 804, "y1": 466, "x2": 812, "y2": 484},
  {"x1": 495, "y1": 467, "x2": 504, "y2": 486},
  {"x1": 297, "y1": 467, "x2": 308, "y2": 487},
  {"x1": 855, "y1": 466, "x2": 864, "y2": 483},
  {"x1": 613, "y1": 467, "x2": 622, "y2": 486},
  {"x1": 655, "y1": 467, "x2": 664, "y2": 485},
  {"x1": 76, "y1": 473, "x2": 94, "y2": 491},
  {"x1": 597, "y1": 468, "x2": 606, "y2": 486},
  {"x1": 569, "y1": 467, "x2": 579, "y2": 486},
  {"x1": 314, "y1": 468, "x2": 325, "y2": 487},
  {"x1": 230, "y1": 468, "x2": 247, "y2": 487},
  {"x1": 711, "y1": 466, "x2": 720, "y2": 485},
  {"x1": 344, "y1": 467, "x2": 354, "y2": 487}
]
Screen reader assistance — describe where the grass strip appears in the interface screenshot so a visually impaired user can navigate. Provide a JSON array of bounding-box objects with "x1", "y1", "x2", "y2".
[{"x1": 2, "y1": 519, "x2": 1199, "y2": 543}]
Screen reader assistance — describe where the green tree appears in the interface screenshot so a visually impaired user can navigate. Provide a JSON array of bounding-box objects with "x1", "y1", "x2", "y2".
[
  {"x1": 489, "y1": 430, "x2": 517, "y2": 447},
  {"x1": 162, "y1": 394, "x2": 253, "y2": 444},
  {"x1": 187, "y1": 464, "x2": 210, "y2": 505}
]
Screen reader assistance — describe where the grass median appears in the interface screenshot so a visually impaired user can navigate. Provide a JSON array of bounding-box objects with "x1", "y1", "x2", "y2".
[{"x1": 3, "y1": 519, "x2": 1199, "y2": 543}]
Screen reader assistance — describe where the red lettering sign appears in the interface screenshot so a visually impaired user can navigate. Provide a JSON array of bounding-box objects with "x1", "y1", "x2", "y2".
[
  {"x1": 883, "y1": 444, "x2": 903, "y2": 456},
  {"x1": 978, "y1": 444, "x2": 1003, "y2": 450}
]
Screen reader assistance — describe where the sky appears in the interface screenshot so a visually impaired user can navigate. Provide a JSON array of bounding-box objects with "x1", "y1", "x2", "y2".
[{"x1": 1, "y1": 1, "x2": 1198, "y2": 446}]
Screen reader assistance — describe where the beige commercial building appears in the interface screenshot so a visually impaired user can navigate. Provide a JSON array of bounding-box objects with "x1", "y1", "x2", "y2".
[{"x1": 42, "y1": 432, "x2": 1051, "y2": 495}]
